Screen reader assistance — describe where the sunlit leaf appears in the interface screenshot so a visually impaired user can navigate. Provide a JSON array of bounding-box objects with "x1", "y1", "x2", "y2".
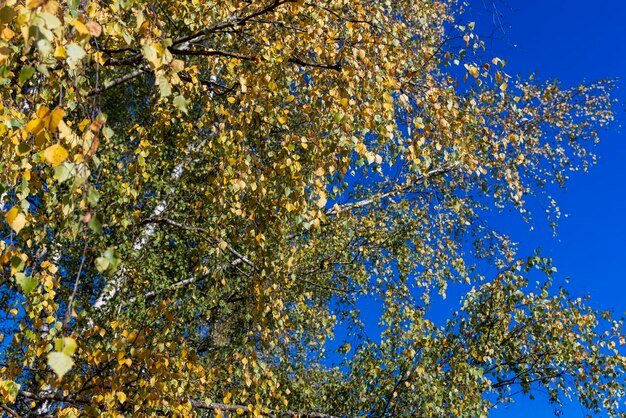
[
  {"x1": 43, "y1": 144, "x2": 68, "y2": 166},
  {"x1": 47, "y1": 352, "x2": 74, "y2": 380}
]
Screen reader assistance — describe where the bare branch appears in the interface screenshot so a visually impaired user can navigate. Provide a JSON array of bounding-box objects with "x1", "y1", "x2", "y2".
[
  {"x1": 326, "y1": 164, "x2": 458, "y2": 216},
  {"x1": 88, "y1": 68, "x2": 147, "y2": 96}
]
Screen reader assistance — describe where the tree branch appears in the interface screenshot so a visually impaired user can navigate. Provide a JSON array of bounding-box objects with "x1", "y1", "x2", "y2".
[
  {"x1": 326, "y1": 164, "x2": 458, "y2": 216},
  {"x1": 173, "y1": 0, "x2": 296, "y2": 47},
  {"x1": 0, "y1": 403, "x2": 21, "y2": 418},
  {"x1": 190, "y1": 399, "x2": 340, "y2": 418},
  {"x1": 88, "y1": 68, "x2": 147, "y2": 96},
  {"x1": 169, "y1": 47, "x2": 256, "y2": 61},
  {"x1": 288, "y1": 56, "x2": 341, "y2": 72},
  {"x1": 140, "y1": 217, "x2": 257, "y2": 270},
  {"x1": 63, "y1": 239, "x2": 89, "y2": 330}
]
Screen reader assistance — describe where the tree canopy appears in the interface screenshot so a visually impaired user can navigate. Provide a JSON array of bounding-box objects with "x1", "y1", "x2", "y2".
[{"x1": 0, "y1": 0, "x2": 624, "y2": 417}]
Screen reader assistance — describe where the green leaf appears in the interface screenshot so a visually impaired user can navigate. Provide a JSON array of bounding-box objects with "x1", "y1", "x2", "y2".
[
  {"x1": 15, "y1": 273, "x2": 37, "y2": 294},
  {"x1": 173, "y1": 95, "x2": 188, "y2": 114},
  {"x1": 95, "y1": 256, "x2": 110, "y2": 272},
  {"x1": 54, "y1": 163, "x2": 73, "y2": 183},
  {"x1": 87, "y1": 188, "x2": 100, "y2": 206},
  {"x1": 55, "y1": 337, "x2": 77, "y2": 356},
  {"x1": 103, "y1": 126, "x2": 114, "y2": 139},
  {"x1": 103, "y1": 248, "x2": 120, "y2": 270},
  {"x1": 95, "y1": 248, "x2": 120, "y2": 273},
  {"x1": 18, "y1": 66, "x2": 36, "y2": 86},
  {"x1": 88, "y1": 213, "x2": 103, "y2": 234},
  {"x1": 67, "y1": 0, "x2": 80, "y2": 17},
  {"x1": 10, "y1": 255, "x2": 25, "y2": 272},
  {"x1": 47, "y1": 352, "x2": 74, "y2": 380},
  {"x1": 142, "y1": 44, "x2": 159, "y2": 67},
  {"x1": 157, "y1": 75, "x2": 171, "y2": 98},
  {"x1": 40, "y1": 12, "x2": 61, "y2": 29},
  {"x1": 17, "y1": 142, "x2": 31, "y2": 156}
]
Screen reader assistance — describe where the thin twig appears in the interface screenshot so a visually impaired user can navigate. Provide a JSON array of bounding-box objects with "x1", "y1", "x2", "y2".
[
  {"x1": 63, "y1": 239, "x2": 89, "y2": 330},
  {"x1": 0, "y1": 404, "x2": 21, "y2": 418}
]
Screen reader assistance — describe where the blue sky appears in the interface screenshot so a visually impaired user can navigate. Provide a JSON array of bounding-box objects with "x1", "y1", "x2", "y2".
[{"x1": 463, "y1": 0, "x2": 626, "y2": 416}]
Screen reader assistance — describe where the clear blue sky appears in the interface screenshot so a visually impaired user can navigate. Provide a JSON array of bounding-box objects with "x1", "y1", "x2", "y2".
[{"x1": 464, "y1": 1, "x2": 626, "y2": 416}]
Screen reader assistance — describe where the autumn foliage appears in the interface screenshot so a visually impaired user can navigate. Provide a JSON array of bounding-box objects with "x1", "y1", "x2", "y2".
[{"x1": 0, "y1": 0, "x2": 624, "y2": 417}]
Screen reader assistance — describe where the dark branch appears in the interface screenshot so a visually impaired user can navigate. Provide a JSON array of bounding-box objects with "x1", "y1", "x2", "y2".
[
  {"x1": 169, "y1": 47, "x2": 257, "y2": 61},
  {"x1": 289, "y1": 56, "x2": 341, "y2": 72}
]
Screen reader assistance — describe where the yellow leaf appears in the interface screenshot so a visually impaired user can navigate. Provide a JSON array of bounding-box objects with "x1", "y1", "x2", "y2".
[
  {"x1": 54, "y1": 45, "x2": 67, "y2": 59},
  {"x1": 5, "y1": 207, "x2": 26, "y2": 234},
  {"x1": 61, "y1": 337, "x2": 77, "y2": 356},
  {"x1": 43, "y1": 144, "x2": 69, "y2": 166},
  {"x1": 70, "y1": 19, "x2": 90, "y2": 35},
  {"x1": 464, "y1": 64, "x2": 479, "y2": 78},
  {"x1": 26, "y1": 0, "x2": 46, "y2": 9},
  {"x1": 78, "y1": 119, "x2": 90, "y2": 132},
  {"x1": 25, "y1": 119, "x2": 44, "y2": 135},
  {"x1": 36, "y1": 106, "x2": 50, "y2": 119},
  {"x1": 47, "y1": 107, "x2": 64, "y2": 131},
  {"x1": 58, "y1": 120, "x2": 72, "y2": 139},
  {"x1": 316, "y1": 191, "x2": 327, "y2": 208},
  {"x1": 116, "y1": 391, "x2": 127, "y2": 404}
]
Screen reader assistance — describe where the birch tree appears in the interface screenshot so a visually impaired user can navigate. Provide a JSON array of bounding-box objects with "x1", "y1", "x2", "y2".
[{"x1": 0, "y1": 0, "x2": 624, "y2": 417}]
